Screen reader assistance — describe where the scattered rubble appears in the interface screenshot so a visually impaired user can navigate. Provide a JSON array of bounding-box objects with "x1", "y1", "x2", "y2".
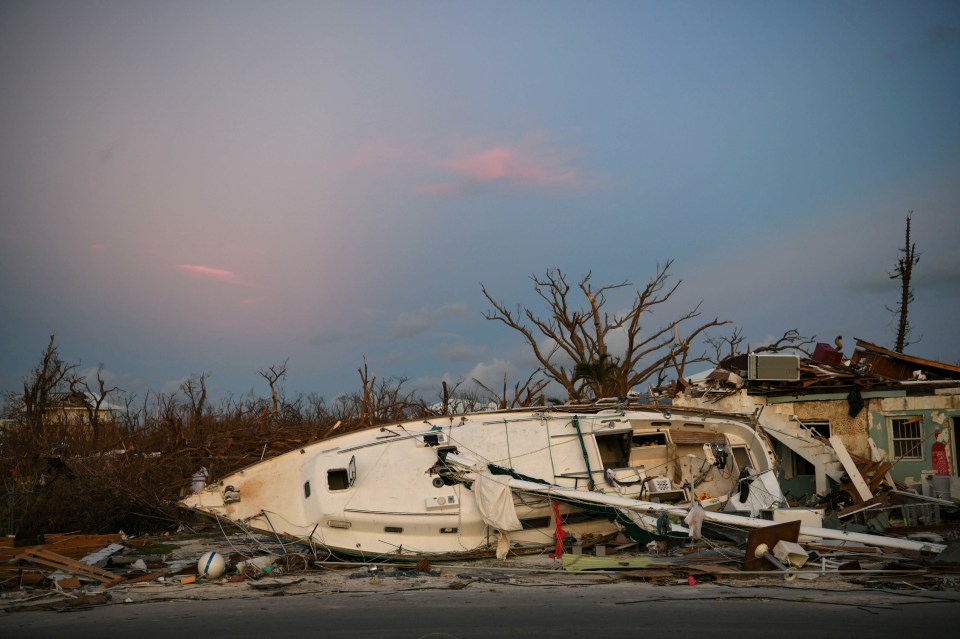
[{"x1": 2, "y1": 515, "x2": 958, "y2": 613}]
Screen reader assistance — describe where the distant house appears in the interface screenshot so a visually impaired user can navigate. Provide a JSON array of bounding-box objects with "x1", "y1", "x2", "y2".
[
  {"x1": 38, "y1": 391, "x2": 125, "y2": 426},
  {"x1": 672, "y1": 338, "x2": 960, "y2": 501}
]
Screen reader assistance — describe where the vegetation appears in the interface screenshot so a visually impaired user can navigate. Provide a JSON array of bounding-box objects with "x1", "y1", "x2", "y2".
[
  {"x1": 481, "y1": 263, "x2": 728, "y2": 400},
  {"x1": 0, "y1": 339, "x2": 493, "y2": 537}
]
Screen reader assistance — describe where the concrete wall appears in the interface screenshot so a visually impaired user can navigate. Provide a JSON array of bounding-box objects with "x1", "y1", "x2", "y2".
[
  {"x1": 675, "y1": 386, "x2": 960, "y2": 488},
  {"x1": 868, "y1": 389, "x2": 960, "y2": 486}
]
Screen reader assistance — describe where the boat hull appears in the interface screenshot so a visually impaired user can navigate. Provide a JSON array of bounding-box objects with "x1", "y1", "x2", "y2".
[{"x1": 180, "y1": 405, "x2": 780, "y2": 559}]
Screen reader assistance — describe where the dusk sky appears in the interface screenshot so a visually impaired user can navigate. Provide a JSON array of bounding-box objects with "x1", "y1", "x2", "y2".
[{"x1": 2, "y1": 1, "x2": 958, "y2": 405}]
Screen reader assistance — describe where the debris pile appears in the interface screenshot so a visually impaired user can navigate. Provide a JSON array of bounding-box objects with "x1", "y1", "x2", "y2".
[{"x1": 2, "y1": 524, "x2": 958, "y2": 612}]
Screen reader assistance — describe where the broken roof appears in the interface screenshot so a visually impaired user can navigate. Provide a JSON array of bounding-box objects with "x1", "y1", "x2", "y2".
[
  {"x1": 682, "y1": 339, "x2": 960, "y2": 398},
  {"x1": 851, "y1": 338, "x2": 960, "y2": 381}
]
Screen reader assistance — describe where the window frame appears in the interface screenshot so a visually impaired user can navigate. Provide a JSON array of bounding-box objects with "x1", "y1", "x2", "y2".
[{"x1": 890, "y1": 416, "x2": 924, "y2": 461}]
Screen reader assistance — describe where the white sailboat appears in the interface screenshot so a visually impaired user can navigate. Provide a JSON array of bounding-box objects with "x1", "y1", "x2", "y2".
[{"x1": 181, "y1": 404, "x2": 790, "y2": 560}]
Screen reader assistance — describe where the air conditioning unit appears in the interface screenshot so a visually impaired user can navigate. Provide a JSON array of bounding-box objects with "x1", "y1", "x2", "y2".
[{"x1": 747, "y1": 353, "x2": 800, "y2": 381}]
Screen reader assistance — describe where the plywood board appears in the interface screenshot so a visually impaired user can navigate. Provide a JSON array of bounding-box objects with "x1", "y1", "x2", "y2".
[
  {"x1": 743, "y1": 520, "x2": 800, "y2": 571},
  {"x1": 830, "y1": 436, "x2": 873, "y2": 502}
]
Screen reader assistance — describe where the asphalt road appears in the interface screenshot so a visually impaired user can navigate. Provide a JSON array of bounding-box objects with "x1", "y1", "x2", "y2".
[{"x1": 4, "y1": 583, "x2": 959, "y2": 639}]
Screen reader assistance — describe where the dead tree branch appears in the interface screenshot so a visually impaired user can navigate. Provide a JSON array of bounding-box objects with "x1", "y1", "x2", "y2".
[{"x1": 482, "y1": 263, "x2": 728, "y2": 401}]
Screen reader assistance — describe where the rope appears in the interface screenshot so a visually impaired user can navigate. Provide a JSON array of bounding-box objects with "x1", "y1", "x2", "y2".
[{"x1": 572, "y1": 417, "x2": 596, "y2": 490}]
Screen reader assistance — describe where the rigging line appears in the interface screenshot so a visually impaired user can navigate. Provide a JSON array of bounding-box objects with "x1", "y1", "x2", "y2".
[
  {"x1": 699, "y1": 535, "x2": 741, "y2": 562},
  {"x1": 571, "y1": 417, "x2": 596, "y2": 491},
  {"x1": 443, "y1": 435, "x2": 498, "y2": 467},
  {"x1": 546, "y1": 419, "x2": 558, "y2": 478},
  {"x1": 227, "y1": 515, "x2": 272, "y2": 551},
  {"x1": 257, "y1": 508, "x2": 333, "y2": 542},
  {"x1": 216, "y1": 515, "x2": 268, "y2": 557},
  {"x1": 259, "y1": 510, "x2": 288, "y2": 556}
]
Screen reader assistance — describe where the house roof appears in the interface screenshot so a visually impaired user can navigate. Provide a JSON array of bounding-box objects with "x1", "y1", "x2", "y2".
[
  {"x1": 851, "y1": 338, "x2": 960, "y2": 380},
  {"x1": 681, "y1": 339, "x2": 960, "y2": 398}
]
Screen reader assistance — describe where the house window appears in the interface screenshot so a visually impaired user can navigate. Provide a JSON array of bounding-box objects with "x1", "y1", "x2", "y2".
[
  {"x1": 891, "y1": 417, "x2": 923, "y2": 460},
  {"x1": 801, "y1": 420, "x2": 831, "y2": 439}
]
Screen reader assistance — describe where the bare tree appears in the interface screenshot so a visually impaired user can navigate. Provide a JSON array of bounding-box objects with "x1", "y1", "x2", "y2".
[
  {"x1": 473, "y1": 369, "x2": 551, "y2": 409},
  {"x1": 357, "y1": 356, "x2": 376, "y2": 427},
  {"x1": 705, "y1": 327, "x2": 815, "y2": 366},
  {"x1": 754, "y1": 329, "x2": 816, "y2": 357},
  {"x1": 346, "y1": 356, "x2": 422, "y2": 427},
  {"x1": 258, "y1": 359, "x2": 289, "y2": 424},
  {"x1": 482, "y1": 263, "x2": 728, "y2": 401},
  {"x1": 706, "y1": 326, "x2": 746, "y2": 365},
  {"x1": 887, "y1": 212, "x2": 920, "y2": 353},
  {"x1": 18, "y1": 335, "x2": 78, "y2": 435},
  {"x1": 68, "y1": 364, "x2": 122, "y2": 441},
  {"x1": 180, "y1": 373, "x2": 209, "y2": 424}
]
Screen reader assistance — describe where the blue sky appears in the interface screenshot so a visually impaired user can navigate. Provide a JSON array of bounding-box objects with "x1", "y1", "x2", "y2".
[{"x1": 1, "y1": 1, "x2": 958, "y2": 404}]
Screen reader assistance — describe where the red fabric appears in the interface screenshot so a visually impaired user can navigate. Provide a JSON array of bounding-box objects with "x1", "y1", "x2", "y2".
[
  {"x1": 932, "y1": 440, "x2": 949, "y2": 475},
  {"x1": 549, "y1": 501, "x2": 567, "y2": 558}
]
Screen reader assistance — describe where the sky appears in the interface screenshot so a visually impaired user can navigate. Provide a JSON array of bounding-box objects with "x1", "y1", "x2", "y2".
[{"x1": 1, "y1": 0, "x2": 959, "y2": 406}]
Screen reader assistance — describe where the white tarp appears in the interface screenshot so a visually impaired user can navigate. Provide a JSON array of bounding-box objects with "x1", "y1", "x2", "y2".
[{"x1": 474, "y1": 473, "x2": 523, "y2": 532}]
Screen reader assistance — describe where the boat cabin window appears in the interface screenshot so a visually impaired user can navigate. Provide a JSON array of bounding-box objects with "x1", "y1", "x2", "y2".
[
  {"x1": 595, "y1": 433, "x2": 631, "y2": 469},
  {"x1": 520, "y1": 516, "x2": 552, "y2": 529},
  {"x1": 632, "y1": 433, "x2": 667, "y2": 448},
  {"x1": 327, "y1": 469, "x2": 350, "y2": 490},
  {"x1": 303, "y1": 481, "x2": 311, "y2": 499},
  {"x1": 731, "y1": 446, "x2": 752, "y2": 472}
]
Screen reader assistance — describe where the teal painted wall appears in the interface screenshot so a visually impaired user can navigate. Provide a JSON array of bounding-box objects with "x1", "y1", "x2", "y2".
[
  {"x1": 869, "y1": 408, "x2": 958, "y2": 485},
  {"x1": 773, "y1": 442, "x2": 818, "y2": 500}
]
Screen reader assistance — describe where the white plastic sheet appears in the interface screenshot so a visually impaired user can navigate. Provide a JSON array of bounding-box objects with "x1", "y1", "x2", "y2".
[{"x1": 474, "y1": 473, "x2": 523, "y2": 532}]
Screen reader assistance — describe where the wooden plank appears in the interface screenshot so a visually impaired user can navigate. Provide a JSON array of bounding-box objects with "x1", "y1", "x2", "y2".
[
  {"x1": 56, "y1": 576, "x2": 82, "y2": 589},
  {"x1": 562, "y1": 554, "x2": 661, "y2": 572},
  {"x1": 44, "y1": 534, "x2": 124, "y2": 559},
  {"x1": 14, "y1": 548, "x2": 122, "y2": 586},
  {"x1": 829, "y1": 436, "x2": 873, "y2": 502},
  {"x1": 743, "y1": 520, "x2": 800, "y2": 571},
  {"x1": 868, "y1": 438, "x2": 896, "y2": 488},
  {"x1": 867, "y1": 462, "x2": 893, "y2": 491},
  {"x1": 123, "y1": 570, "x2": 169, "y2": 584}
]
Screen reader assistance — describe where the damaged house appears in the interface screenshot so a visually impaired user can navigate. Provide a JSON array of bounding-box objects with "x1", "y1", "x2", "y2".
[{"x1": 672, "y1": 338, "x2": 960, "y2": 507}]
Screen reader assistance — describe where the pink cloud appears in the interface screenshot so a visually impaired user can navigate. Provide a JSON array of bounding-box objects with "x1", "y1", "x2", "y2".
[
  {"x1": 428, "y1": 134, "x2": 589, "y2": 194},
  {"x1": 442, "y1": 143, "x2": 577, "y2": 186},
  {"x1": 177, "y1": 264, "x2": 253, "y2": 286},
  {"x1": 349, "y1": 133, "x2": 594, "y2": 195}
]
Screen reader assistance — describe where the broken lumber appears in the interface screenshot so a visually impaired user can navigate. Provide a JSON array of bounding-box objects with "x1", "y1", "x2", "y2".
[
  {"x1": 14, "y1": 548, "x2": 122, "y2": 587},
  {"x1": 830, "y1": 436, "x2": 873, "y2": 502}
]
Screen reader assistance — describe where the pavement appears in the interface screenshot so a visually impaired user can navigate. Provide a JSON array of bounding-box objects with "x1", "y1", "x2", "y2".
[{"x1": 1, "y1": 530, "x2": 958, "y2": 613}]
